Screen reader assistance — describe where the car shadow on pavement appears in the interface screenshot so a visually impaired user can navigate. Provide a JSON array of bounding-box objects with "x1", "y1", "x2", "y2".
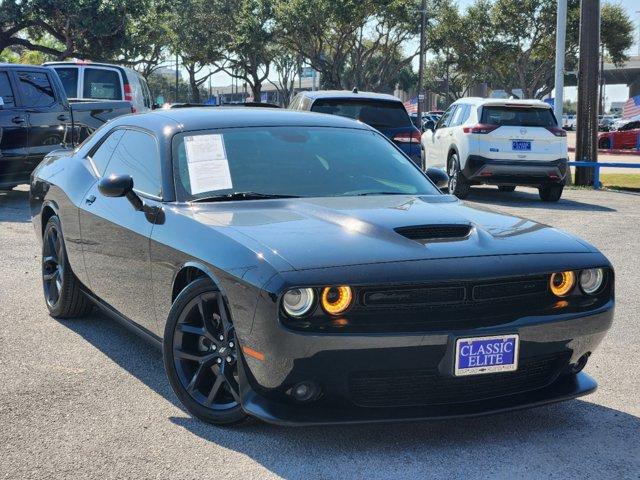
[
  {"x1": 61, "y1": 309, "x2": 640, "y2": 478},
  {"x1": 0, "y1": 187, "x2": 31, "y2": 223},
  {"x1": 465, "y1": 187, "x2": 616, "y2": 212}
]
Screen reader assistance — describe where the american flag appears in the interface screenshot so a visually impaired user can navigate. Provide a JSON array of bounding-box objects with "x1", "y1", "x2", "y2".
[
  {"x1": 622, "y1": 95, "x2": 640, "y2": 119},
  {"x1": 403, "y1": 97, "x2": 418, "y2": 114}
]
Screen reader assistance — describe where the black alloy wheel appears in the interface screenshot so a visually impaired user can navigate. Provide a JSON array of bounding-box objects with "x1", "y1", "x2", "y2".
[
  {"x1": 447, "y1": 153, "x2": 470, "y2": 199},
  {"x1": 42, "y1": 216, "x2": 92, "y2": 318},
  {"x1": 163, "y1": 278, "x2": 247, "y2": 425}
]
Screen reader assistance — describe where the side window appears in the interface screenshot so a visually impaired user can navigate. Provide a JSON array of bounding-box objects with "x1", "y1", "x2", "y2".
[
  {"x1": 450, "y1": 105, "x2": 465, "y2": 127},
  {"x1": 105, "y1": 130, "x2": 162, "y2": 197},
  {"x1": 0, "y1": 72, "x2": 16, "y2": 107},
  {"x1": 139, "y1": 75, "x2": 151, "y2": 108},
  {"x1": 436, "y1": 106, "x2": 456, "y2": 129},
  {"x1": 301, "y1": 96, "x2": 313, "y2": 110},
  {"x1": 83, "y1": 68, "x2": 122, "y2": 100},
  {"x1": 89, "y1": 130, "x2": 125, "y2": 175},
  {"x1": 457, "y1": 105, "x2": 471, "y2": 125},
  {"x1": 54, "y1": 67, "x2": 79, "y2": 98},
  {"x1": 17, "y1": 71, "x2": 56, "y2": 107}
]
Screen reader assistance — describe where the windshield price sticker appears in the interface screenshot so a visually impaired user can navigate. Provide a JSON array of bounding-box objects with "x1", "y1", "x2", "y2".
[{"x1": 184, "y1": 134, "x2": 233, "y2": 194}]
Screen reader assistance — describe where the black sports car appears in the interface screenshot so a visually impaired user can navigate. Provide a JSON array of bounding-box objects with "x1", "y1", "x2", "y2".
[{"x1": 30, "y1": 108, "x2": 614, "y2": 426}]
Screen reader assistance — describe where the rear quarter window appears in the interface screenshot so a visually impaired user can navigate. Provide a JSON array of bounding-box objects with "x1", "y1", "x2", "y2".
[
  {"x1": 54, "y1": 67, "x2": 79, "y2": 98},
  {"x1": 311, "y1": 99, "x2": 411, "y2": 129},
  {"x1": 83, "y1": 68, "x2": 122, "y2": 100},
  {"x1": 481, "y1": 106, "x2": 556, "y2": 127}
]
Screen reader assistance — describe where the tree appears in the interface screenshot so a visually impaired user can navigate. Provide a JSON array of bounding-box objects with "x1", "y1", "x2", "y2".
[
  {"x1": 275, "y1": 0, "x2": 419, "y2": 91},
  {"x1": 453, "y1": 0, "x2": 635, "y2": 99},
  {"x1": 169, "y1": 0, "x2": 227, "y2": 103},
  {"x1": 217, "y1": 0, "x2": 275, "y2": 102},
  {"x1": 267, "y1": 50, "x2": 301, "y2": 106}
]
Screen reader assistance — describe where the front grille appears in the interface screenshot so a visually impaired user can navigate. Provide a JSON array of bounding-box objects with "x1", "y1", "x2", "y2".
[
  {"x1": 363, "y1": 285, "x2": 466, "y2": 306},
  {"x1": 394, "y1": 224, "x2": 472, "y2": 242},
  {"x1": 349, "y1": 353, "x2": 569, "y2": 408}
]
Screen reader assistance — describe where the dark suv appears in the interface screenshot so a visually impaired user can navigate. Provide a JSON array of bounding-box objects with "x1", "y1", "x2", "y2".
[{"x1": 289, "y1": 90, "x2": 423, "y2": 167}]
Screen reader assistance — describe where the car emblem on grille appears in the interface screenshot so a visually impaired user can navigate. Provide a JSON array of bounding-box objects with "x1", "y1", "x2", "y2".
[{"x1": 520, "y1": 127, "x2": 527, "y2": 135}]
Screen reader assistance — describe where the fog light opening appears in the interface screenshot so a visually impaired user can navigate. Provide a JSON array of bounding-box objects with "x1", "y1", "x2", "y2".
[
  {"x1": 571, "y1": 352, "x2": 591, "y2": 374},
  {"x1": 288, "y1": 381, "x2": 321, "y2": 402}
]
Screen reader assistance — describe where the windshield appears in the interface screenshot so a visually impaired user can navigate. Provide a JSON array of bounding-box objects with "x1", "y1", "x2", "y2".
[
  {"x1": 311, "y1": 99, "x2": 411, "y2": 129},
  {"x1": 481, "y1": 106, "x2": 556, "y2": 127},
  {"x1": 173, "y1": 127, "x2": 439, "y2": 201}
]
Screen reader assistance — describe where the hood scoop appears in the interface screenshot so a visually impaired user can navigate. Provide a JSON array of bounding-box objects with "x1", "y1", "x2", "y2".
[{"x1": 394, "y1": 224, "x2": 472, "y2": 244}]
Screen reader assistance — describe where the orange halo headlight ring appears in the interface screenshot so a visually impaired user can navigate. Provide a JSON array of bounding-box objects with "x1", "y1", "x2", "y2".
[
  {"x1": 321, "y1": 286, "x2": 353, "y2": 315},
  {"x1": 550, "y1": 271, "x2": 576, "y2": 297}
]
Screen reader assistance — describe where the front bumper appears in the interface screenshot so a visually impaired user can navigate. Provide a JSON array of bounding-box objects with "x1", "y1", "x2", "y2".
[
  {"x1": 237, "y1": 300, "x2": 613, "y2": 426},
  {"x1": 462, "y1": 156, "x2": 568, "y2": 186}
]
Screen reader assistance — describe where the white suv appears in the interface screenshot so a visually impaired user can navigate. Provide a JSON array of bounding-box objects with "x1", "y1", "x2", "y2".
[{"x1": 422, "y1": 98, "x2": 568, "y2": 202}]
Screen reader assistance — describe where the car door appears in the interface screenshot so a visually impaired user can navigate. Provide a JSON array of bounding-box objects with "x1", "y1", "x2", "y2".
[
  {"x1": 15, "y1": 69, "x2": 72, "y2": 166},
  {"x1": 427, "y1": 105, "x2": 456, "y2": 169},
  {"x1": 0, "y1": 70, "x2": 30, "y2": 187},
  {"x1": 619, "y1": 122, "x2": 640, "y2": 149},
  {"x1": 79, "y1": 128, "x2": 162, "y2": 334}
]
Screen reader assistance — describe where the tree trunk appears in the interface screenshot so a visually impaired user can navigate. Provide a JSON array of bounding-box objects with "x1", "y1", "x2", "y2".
[
  {"x1": 187, "y1": 69, "x2": 201, "y2": 104},
  {"x1": 251, "y1": 83, "x2": 261, "y2": 103}
]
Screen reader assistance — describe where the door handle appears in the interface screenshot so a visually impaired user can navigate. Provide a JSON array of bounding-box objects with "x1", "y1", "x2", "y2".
[
  {"x1": 85, "y1": 195, "x2": 96, "y2": 205},
  {"x1": 11, "y1": 116, "x2": 25, "y2": 124},
  {"x1": 57, "y1": 114, "x2": 68, "y2": 121}
]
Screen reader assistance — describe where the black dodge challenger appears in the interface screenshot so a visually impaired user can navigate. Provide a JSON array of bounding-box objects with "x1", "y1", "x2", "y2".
[{"x1": 30, "y1": 108, "x2": 614, "y2": 426}]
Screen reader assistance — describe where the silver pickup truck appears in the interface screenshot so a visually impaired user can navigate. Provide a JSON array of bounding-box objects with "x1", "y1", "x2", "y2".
[{"x1": 0, "y1": 63, "x2": 133, "y2": 190}]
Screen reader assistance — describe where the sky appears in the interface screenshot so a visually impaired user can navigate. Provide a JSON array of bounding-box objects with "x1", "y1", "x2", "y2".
[{"x1": 202, "y1": 0, "x2": 640, "y2": 106}]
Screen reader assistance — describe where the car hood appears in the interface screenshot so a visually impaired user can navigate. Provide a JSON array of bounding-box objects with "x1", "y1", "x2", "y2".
[{"x1": 190, "y1": 195, "x2": 592, "y2": 271}]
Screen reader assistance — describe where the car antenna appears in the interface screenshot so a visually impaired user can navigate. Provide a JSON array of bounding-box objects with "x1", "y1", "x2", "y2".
[{"x1": 352, "y1": 87, "x2": 358, "y2": 94}]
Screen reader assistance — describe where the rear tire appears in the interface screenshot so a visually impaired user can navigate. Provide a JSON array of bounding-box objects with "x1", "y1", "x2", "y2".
[
  {"x1": 599, "y1": 138, "x2": 611, "y2": 149},
  {"x1": 498, "y1": 185, "x2": 516, "y2": 192},
  {"x1": 447, "y1": 153, "x2": 470, "y2": 199},
  {"x1": 539, "y1": 185, "x2": 564, "y2": 202},
  {"x1": 42, "y1": 216, "x2": 92, "y2": 319}
]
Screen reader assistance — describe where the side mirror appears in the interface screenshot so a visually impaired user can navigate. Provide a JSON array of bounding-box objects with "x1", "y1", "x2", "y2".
[
  {"x1": 425, "y1": 167, "x2": 449, "y2": 190},
  {"x1": 98, "y1": 174, "x2": 143, "y2": 211},
  {"x1": 424, "y1": 120, "x2": 435, "y2": 132}
]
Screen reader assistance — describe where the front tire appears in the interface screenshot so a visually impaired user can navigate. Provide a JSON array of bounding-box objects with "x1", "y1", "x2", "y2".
[
  {"x1": 163, "y1": 277, "x2": 247, "y2": 425},
  {"x1": 539, "y1": 185, "x2": 564, "y2": 202},
  {"x1": 42, "y1": 216, "x2": 92, "y2": 318},
  {"x1": 447, "y1": 153, "x2": 470, "y2": 199}
]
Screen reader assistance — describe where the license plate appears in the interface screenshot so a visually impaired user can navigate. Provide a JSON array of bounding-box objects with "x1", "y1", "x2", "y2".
[
  {"x1": 512, "y1": 140, "x2": 531, "y2": 151},
  {"x1": 454, "y1": 334, "x2": 519, "y2": 376}
]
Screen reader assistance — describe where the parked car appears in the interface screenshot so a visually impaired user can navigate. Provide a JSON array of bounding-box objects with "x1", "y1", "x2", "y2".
[
  {"x1": 31, "y1": 107, "x2": 613, "y2": 426},
  {"x1": 44, "y1": 61, "x2": 153, "y2": 113},
  {"x1": 422, "y1": 98, "x2": 568, "y2": 202},
  {"x1": 0, "y1": 63, "x2": 132, "y2": 190},
  {"x1": 289, "y1": 90, "x2": 423, "y2": 168},
  {"x1": 598, "y1": 120, "x2": 640, "y2": 149},
  {"x1": 562, "y1": 114, "x2": 576, "y2": 130},
  {"x1": 597, "y1": 115, "x2": 616, "y2": 132}
]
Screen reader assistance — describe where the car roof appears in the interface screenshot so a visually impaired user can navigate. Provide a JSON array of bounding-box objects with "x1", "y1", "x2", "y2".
[
  {"x1": 452, "y1": 97, "x2": 551, "y2": 108},
  {"x1": 43, "y1": 61, "x2": 138, "y2": 77},
  {"x1": 109, "y1": 107, "x2": 372, "y2": 137},
  {"x1": 299, "y1": 90, "x2": 401, "y2": 102}
]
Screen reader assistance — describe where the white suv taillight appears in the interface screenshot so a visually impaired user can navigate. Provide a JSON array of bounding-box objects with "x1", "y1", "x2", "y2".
[
  {"x1": 393, "y1": 130, "x2": 422, "y2": 143},
  {"x1": 124, "y1": 83, "x2": 136, "y2": 113},
  {"x1": 545, "y1": 126, "x2": 567, "y2": 137},
  {"x1": 462, "y1": 124, "x2": 499, "y2": 134}
]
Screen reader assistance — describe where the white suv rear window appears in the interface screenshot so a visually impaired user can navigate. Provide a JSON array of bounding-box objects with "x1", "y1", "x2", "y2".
[{"x1": 481, "y1": 106, "x2": 556, "y2": 127}]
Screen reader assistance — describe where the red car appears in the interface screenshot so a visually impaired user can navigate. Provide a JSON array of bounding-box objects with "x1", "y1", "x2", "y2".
[{"x1": 598, "y1": 120, "x2": 640, "y2": 150}]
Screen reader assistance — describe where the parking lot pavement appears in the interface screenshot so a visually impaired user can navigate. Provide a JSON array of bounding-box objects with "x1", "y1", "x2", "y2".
[{"x1": 1, "y1": 185, "x2": 638, "y2": 480}]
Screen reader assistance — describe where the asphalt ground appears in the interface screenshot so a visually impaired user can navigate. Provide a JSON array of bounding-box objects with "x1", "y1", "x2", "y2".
[{"x1": 1, "y1": 184, "x2": 638, "y2": 479}]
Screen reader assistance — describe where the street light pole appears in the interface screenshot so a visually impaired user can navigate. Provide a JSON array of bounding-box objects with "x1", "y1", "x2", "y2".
[
  {"x1": 416, "y1": 0, "x2": 427, "y2": 120},
  {"x1": 553, "y1": 0, "x2": 567, "y2": 125}
]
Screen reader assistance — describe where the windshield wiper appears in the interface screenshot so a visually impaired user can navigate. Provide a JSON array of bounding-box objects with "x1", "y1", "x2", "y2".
[{"x1": 191, "y1": 192, "x2": 301, "y2": 202}]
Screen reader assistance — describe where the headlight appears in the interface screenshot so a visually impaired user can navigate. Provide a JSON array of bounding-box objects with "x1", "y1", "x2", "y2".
[
  {"x1": 321, "y1": 286, "x2": 353, "y2": 315},
  {"x1": 550, "y1": 271, "x2": 576, "y2": 297},
  {"x1": 579, "y1": 268, "x2": 605, "y2": 295},
  {"x1": 282, "y1": 288, "x2": 315, "y2": 317}
]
